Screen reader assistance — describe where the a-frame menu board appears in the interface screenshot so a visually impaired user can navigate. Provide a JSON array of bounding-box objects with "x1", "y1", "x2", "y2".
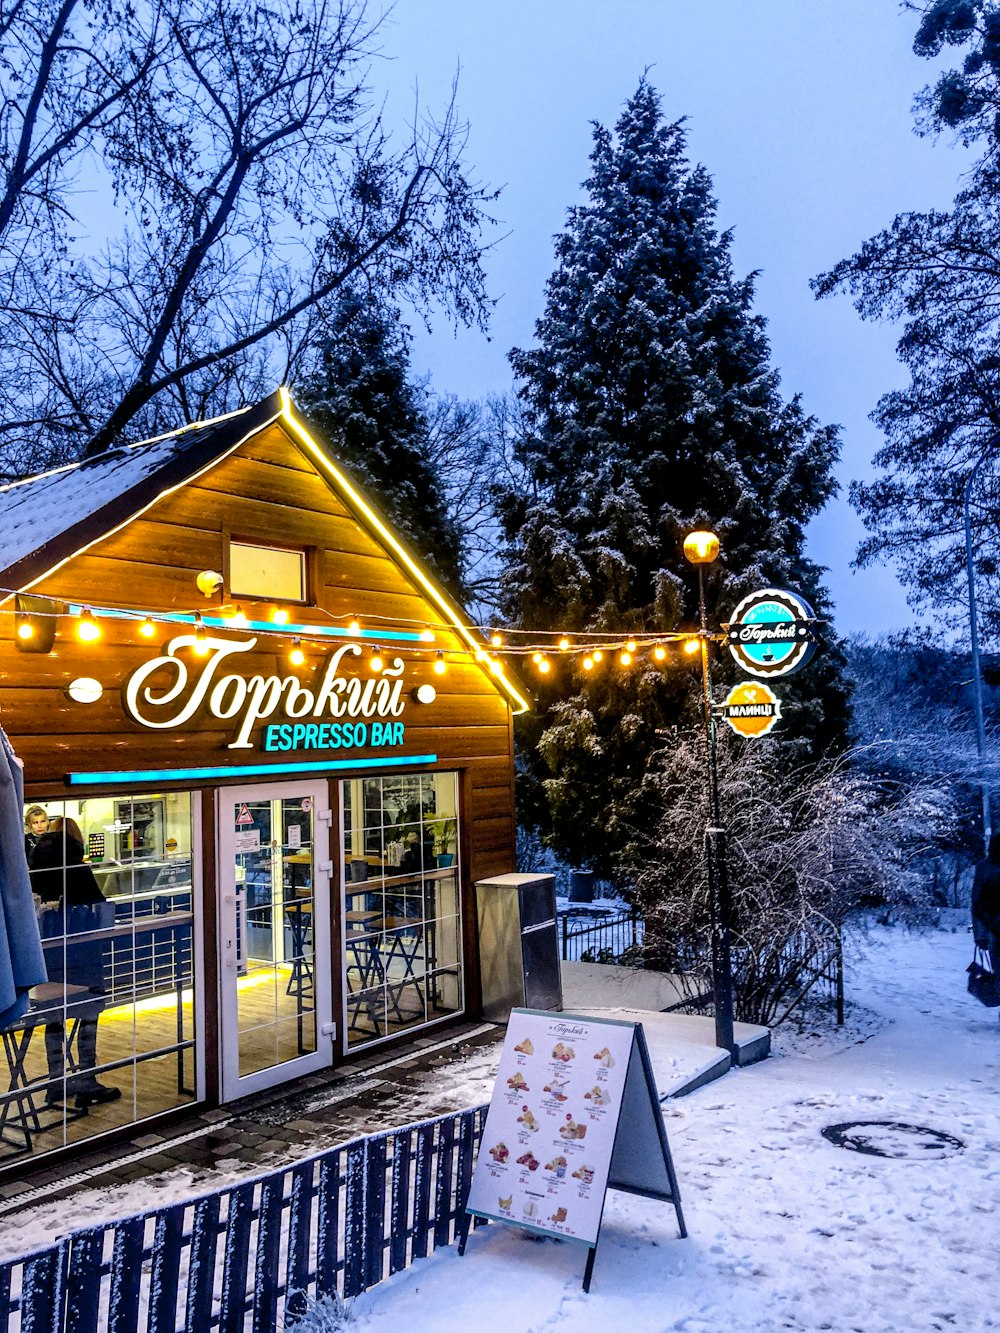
[{"x1": 460, "y1": 1009, "x2": 687, "y2": 1291}]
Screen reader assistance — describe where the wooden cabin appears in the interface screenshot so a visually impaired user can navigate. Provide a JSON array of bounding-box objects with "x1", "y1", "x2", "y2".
[{"x1": 0, "y1": 388, "x2": 526, "y2": 1172}]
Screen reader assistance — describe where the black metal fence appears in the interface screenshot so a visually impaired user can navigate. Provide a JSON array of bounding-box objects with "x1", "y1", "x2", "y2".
[
  {"x1": 789, "y1": 933, "x2": 848, "y2": 1023},
  {"x1": 560, "y1": 911, "x2": 844, "y2": 1025},
  {"x1": 0, "y1": 1103, "x2": 488, "y2": 1332},
  {"x1": 559, "y1": 910, "x2": 642, "y2": 963}
]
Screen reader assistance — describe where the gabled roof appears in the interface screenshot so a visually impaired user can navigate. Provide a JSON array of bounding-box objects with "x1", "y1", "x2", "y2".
[
  {"x1": 0, "y1": 393, "x2": 282, "y2": 592},
  {"x1": 0, "y1": 388, "x2": 529, "y2": 714}
]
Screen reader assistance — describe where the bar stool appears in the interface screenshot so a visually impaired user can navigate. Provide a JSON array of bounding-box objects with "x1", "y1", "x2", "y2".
[{"x1": 1, "y1": 982, "x2": 92, "y2": 1156}]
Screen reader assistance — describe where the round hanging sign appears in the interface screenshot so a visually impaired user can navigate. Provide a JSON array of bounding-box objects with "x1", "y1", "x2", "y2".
[
  {"x1": 720, "y1": 681, "x2": 782, "y2": 738},
  {"x1": 725, "y1": 588, "x2": 816, "y2": 678}
]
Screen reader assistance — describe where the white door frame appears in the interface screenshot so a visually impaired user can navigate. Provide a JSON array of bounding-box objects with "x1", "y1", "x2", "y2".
[{"x1": 217, "y1": 779, "x2": 333, "y2": 1099}]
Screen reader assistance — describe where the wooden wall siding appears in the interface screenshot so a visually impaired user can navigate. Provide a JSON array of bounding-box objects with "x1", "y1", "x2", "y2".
[
  {"x1": 2, "y1": 633, "x2": 514, "y2": 772},
  {"x1": 2, "y1": 418, "x2": 519, "y2": 888},
  {"x1": 1, "y1": 685, "x2": 514, "y2": 739}
]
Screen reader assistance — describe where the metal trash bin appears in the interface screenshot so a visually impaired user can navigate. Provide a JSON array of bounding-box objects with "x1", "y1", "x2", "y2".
[
  {"x1": 568, "y1": 869, "x2": 595, "y2": 903},
  {"x1": 475, "y1": 873, "x2": 562, "y2": 1021}
]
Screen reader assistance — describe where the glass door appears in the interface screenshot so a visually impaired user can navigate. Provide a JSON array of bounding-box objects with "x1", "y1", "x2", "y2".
[{"x1": 217, "y1": 782, "x2": 332, "y2": 1098}]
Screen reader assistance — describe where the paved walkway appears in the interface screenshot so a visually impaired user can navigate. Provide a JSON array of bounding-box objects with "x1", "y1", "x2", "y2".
[{"x1": 0, "y1": 1020, "x2": 501, "y2": 1222}]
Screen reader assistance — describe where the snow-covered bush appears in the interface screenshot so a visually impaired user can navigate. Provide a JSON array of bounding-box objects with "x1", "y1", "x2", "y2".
[
  {"x1": 623, "y1": 730, "x2": 961, "y2": 1025},
  {"x1": 285, "y1": 1291, "x2": 354, "y2": 1331}
]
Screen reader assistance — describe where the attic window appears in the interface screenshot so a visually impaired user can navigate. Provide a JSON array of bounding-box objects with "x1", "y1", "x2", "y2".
[{"x1": 229, "y1": 541, "x2": 307, "y2": 603}]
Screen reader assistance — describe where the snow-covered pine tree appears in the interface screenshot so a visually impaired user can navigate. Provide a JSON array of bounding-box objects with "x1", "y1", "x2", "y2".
[
  {"x1": 298, "y1": 289, "x2": 465, "y2": 594},
  {"x1": 499, "y1": 80, "x2": 847, "y2": 875}
]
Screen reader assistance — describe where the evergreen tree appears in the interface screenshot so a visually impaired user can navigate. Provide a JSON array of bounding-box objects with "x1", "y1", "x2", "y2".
[
  {"x1": 499, "y1": 81, "x2": 845, "y2": 875},
  {"x1": 298, "y1": 290, "x2": 464, "y2": 594},
  {"x1": 814, "y1": 0, "x2": 1000, "y2": 641}
]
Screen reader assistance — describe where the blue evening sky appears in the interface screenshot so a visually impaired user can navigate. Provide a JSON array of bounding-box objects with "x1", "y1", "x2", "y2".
[{"x1": 378, "y1": 0, "x2": 970, "y2": 637}]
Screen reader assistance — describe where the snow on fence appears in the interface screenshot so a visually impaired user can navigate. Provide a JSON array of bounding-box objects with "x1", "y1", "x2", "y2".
[
  {"x1": 559, "y1": 909, "x2": 642, "y2": 963},
  {"x1": 0, "y1": 1103, "x2": 488, "y2": 1333}
]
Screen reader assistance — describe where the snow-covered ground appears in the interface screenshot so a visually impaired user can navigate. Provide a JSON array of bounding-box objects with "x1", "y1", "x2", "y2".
[
  {"x1": 322, "y1": 921, "x2": 999, "y2": 1333},
  {"x1": 2, "y1": 920, "x2": 996, "y2": 1331}
]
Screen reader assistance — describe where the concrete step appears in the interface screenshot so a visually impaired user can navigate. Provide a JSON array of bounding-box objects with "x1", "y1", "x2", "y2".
[{"x1": 560, "y1": 960, "x2": 770, "y2": 1097}]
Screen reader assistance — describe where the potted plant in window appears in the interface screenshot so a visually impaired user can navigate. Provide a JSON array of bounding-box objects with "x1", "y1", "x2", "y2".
[{"x1": 426, "y1": 818, "x2": 456, "y2": 868}]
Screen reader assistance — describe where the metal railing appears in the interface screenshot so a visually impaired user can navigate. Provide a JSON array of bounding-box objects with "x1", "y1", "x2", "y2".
[
  {"x1": 0, "y1": 1103, "x2": 488, "y2": 1332},
  {"x1": 560, "y1": 911, "x2": 844, "y2": 1025},
  {"x1": 559, "y1": 909, "x2": 642, "y2": 963}
]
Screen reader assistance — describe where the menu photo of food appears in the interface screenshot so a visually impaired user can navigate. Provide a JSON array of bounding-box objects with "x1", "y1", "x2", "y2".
[
  {"x1": 542, "y1": 1072, "x2": 569, "y2": 1102},
  {"x1": 545, "y1": 1154, "x2": 568, "y2": 1179},
  {"x1": 517, "y1": 1105, "x2": 539, "y2": 1132},
  {"x1": 583, "y1": 1084, "x2": 611, "y2": 1107}
]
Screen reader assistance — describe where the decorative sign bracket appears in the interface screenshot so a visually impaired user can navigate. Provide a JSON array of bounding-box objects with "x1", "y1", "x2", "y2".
[{"x1": 458, "y1": 1009, "x2": 686, "y2": 1292}]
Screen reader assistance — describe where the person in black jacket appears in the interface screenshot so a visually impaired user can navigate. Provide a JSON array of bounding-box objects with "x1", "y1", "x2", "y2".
[
  {"x1": 30, "y1": 817, "x2": 121, "y2": 1108},
  {"x1": 971, "y1": 832, "x2": 1000, "y2": 974},
  {"x1": 23, "y1": 804, "x2": 48, "y2": 863}
]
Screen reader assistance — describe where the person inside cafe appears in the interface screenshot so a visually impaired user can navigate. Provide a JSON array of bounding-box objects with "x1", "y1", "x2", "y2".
[
  {"x1": 23, "y1": 804, "x2": 48, "y2": 862},
  {"x1": 29, "y1": 816, "x2": 121, "y2": 1108}
]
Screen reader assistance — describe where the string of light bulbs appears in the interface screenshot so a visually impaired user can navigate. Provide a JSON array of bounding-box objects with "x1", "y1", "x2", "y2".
[{"x1": 3, "y1": 586, "x2": 722, "y2": 678}]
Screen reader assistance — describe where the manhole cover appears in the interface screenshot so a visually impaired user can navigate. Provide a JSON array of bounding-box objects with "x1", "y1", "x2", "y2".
[{"x1": 821, "y1": 1120, "x2": 964, "y2": 1159}]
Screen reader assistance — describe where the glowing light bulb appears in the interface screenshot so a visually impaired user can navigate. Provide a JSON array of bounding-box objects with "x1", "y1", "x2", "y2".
[
  {"x1": 16, "y1": 618, "x2": 34, "y2": 641},
  {"x1": 653, "y1": 644, "x2": 666, "y2": 661},
  {"x1": 538, "y1": 657, "x2": 551, "y2": 674},
  {"x1": 489, "y1": 657, "x2": 503, "y2": 675},
  {"x1": 683, "y1": 530, "x2": 720, "y2": 565},
  {"x1": 684, "y1": 638, "x2": 700, "y2": 656},
  {"x1": 271, "y1": 608, "x2": 289, "y2": 625},
  {"x1": 490, "y1": 631, "x2": 503, "y2": 648},
  {"x1": 593, "y1": 650, "x2": 603, "y2": 663},
  {"x1": 370, "y1": 646, "x2": 384, "y2": 673},
  {"x1": 139, "y1": 616, "x2": 156, "y2": 639},
  {"x1": 76, "y1": 608, "x2": 101, "y2": 643},
  {"x1": 532, "y1": 651, "x2": 543, "y2": 665},
  {"x1": 626, "y1": 639, "x2": 637, "y2": 654},
  {"x1": 348, "y1": 618, "x2": 361, "y2": 635},
  {"x1": 230, "y1": 606, "x2": 249, "y2": 628},
  {"x1": 619, "y1": 651, "x2": 632, "y2": 667},
  {"x1": 558, "y1": 637, "x2": 570, "y2": 652},
  {"x1": 421, "y1": 626, "x2": 435, "y2": 642},
  {"x1": 290, "y1": 637, "x2": 305, "y2": 667},
  {"x1": 583, "y1": 656, "x2": 595, "y2": 671},
  {"x1": 434, "y1": 652, "x2": 446, "y2": 676}
]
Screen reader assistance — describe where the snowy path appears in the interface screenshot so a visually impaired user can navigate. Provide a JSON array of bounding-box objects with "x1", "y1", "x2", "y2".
[{"x1": 342, "y1": 924, "x2": 998, "y2": 1333}]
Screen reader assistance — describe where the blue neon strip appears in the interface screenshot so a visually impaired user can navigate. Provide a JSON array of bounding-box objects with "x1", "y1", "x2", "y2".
[
  {"x1": 66, "y1": 754, "x2": 438, "y2": 786},
  {"x1": 68, "y1": 604, "x2": 428, "y2": 643}
]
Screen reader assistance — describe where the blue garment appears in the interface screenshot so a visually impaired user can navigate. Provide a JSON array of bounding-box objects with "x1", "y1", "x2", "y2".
[{"x1": 0, "y1": 725, "x2": 47, "y2": 1026}]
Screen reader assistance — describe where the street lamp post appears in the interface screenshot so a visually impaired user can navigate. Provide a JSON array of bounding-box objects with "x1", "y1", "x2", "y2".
[
  {"x1": 683, "y1": 531, "x2": 736, "y2": 1057},
  {"x1": 964, "y1": 451, "x2": 994, "y2": 853}
]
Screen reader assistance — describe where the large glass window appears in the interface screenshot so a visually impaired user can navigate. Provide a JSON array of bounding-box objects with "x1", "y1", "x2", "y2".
[
  {"x1": 341, "y1": 773, "x2": 462, "y2": 1048},
  {"x1": 1, "y1": 794, "x2": 197, "y2": 1165}
]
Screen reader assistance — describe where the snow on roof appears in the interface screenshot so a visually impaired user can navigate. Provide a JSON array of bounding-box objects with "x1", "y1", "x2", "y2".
[{"x1": 0, "y1": 398, "x2": 280, "y2": 593}]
